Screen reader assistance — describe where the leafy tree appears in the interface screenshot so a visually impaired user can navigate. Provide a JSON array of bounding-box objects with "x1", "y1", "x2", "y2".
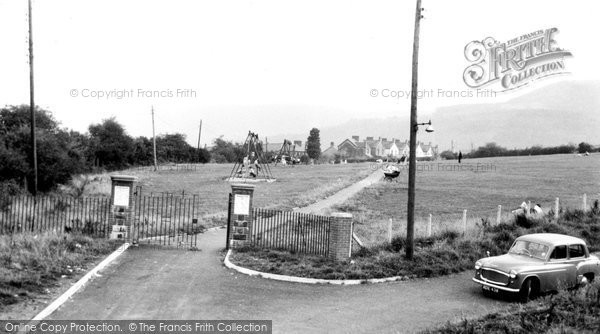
[
  {"x1": 210, "y1": 137, "x2": 244, "y2": 163},
  {"x1": 88, "y1": 117, "x2": 134, "y2": 170},
  {"x1": 306, "y1": 128, "x2": 321, "y2": 160},
  {"x1": 578, "y1": 142, "x2": 592, "y2": 154},
  {"x1": 132, "y1": 136, "x2": 154, "y2": 166},
  {"x1": 0, "y1": 105, "x2": 90, "y2": 192},
  {"x1": 439, "y1": 150, "x2": 456, "y2": 160}
]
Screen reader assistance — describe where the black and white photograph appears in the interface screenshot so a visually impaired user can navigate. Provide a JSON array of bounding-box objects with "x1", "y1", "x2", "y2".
[{"x1": 1, "y1": 0, "x2": 599, "y2": 333}]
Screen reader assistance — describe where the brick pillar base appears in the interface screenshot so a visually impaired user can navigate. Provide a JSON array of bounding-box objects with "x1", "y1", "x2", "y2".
[{"x1": 329, "y1": 212, "x2": 353, "y2": 261}]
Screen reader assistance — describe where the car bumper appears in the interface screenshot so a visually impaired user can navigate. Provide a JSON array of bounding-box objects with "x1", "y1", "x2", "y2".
[{"x1": 472, "y1": 277, "x2": 520, "y2": 293}]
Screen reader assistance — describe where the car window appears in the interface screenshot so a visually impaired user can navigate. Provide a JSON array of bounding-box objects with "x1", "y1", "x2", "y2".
[
  {"x1": 550, "y1": 245, "x2": 567, "y2": 260},
  {"x1": 569, "y1": 244, "x2": 585, "y2": 258},
  {"x1": 509, "y1": 240, "x2": 549, "y2": 260}
]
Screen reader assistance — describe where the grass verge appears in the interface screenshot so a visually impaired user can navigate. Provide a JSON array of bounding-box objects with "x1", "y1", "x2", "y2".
[
  {"x1": 424, "y1": 282, "x2": 600, "y2": 333},
  {"x1": 0, "y1": 232, "x2": 118, "y2": 308},
  {"x1": 229, "y1": 208, "x2": 600, "y2": 280}
]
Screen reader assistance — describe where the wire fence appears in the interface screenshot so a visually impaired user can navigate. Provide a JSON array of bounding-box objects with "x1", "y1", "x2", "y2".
[
  {"x1": 354, "y1": 193, "x2": 599, "y2": 246},
  {"x1": 127, "y1": 163, "x2": 207, "y2": 172}
]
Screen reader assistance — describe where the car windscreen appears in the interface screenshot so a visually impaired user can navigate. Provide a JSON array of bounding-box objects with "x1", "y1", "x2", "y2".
[{"x1": 509, "y1": 240, "x2": 549, "y2": 260}]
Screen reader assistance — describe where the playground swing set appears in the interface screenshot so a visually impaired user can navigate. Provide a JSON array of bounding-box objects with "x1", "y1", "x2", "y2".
[{"x1": 227, "y1": 131, "x2": 275, "y2": 182}]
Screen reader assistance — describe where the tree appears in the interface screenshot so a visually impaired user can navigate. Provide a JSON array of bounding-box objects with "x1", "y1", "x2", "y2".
[
  {"x1": 306, "y1": 128, "x2": 321, "y2": 160},
  {"x1": 88, "y1": 117, "x2": 134, "y2": 170},
  {"x1": 578, "y1": 142, "x2": 592, "y2": 154},
  {"x1": 210, "y1": 137, "x2": 244, "y2": 163},
  {"x1": 439, "y1": 150, "x2": 456, "y2": 160},
  {"x1": 0, "y1": 105, "x2": 90, "y2": 192}
]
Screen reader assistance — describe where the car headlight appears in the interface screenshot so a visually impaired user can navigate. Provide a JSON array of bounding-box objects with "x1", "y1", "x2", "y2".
[
  {"x1": 475, "y1": 261, "x2": 482, "y2": 270},
  {"x1": 509, "y1": 270, "x2": 517, "y2": 279}
]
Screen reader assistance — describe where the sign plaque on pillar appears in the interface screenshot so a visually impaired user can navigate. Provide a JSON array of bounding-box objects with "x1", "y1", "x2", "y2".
[{"x1": 233, "y1": 194, "x2": 250, "y2": 215}]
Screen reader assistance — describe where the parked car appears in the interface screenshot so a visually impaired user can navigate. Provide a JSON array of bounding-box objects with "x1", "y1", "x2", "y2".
[{"x1": 473, "y1": 233, "x2": 600, "y2": 301}]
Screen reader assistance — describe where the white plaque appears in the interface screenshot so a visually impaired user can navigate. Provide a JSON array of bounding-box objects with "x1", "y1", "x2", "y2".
[
  {"x1": 233, "y1": 194, "x2": 250, "y2": 215},
  {"x1": 113, "y1": 186, "x2": 130, "y2": 207}
]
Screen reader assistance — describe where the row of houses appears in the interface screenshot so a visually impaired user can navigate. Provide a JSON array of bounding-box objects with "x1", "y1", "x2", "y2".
[
  {"x1": 322, "y1": 136, "x2": 438, "y2": 160},
  {"x1": 263, "y1": 136, "x2": 438, "y2": 160}
]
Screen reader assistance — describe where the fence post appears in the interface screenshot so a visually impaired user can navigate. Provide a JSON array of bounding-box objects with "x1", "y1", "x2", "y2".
[
  {"x1": 388, "y1": 218, "x2": 393, "y2": 243},
  {"x1": 427, "y1": 214, "x2": 432, "y2": 237},
  {"x1": 496, "y1": 205, "x2": 502, "y2": 225},
  {"x1": 329, "y1": 213, "x2": 353, "y2": 261},
  {"x1": 229, "y1": 184, "x2": 255, "y2": 249},
  {"x1": 462, "y1": 209, "x2": 467, "y2": 235},
  {"x1": 555, "y1": 197, "x2": 559, "y2": 219},
  {"x1": 583, "y1": 194, "x2": 587, "y2": 212}
]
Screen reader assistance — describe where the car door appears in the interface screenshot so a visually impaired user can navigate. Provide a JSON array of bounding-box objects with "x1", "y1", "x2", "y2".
[
  {"x1": 568, "y1": 244, "x2": 587, "y2": 285},
  {"x1": 546, "y1": 245, "x2": 572, "y2": 290}
]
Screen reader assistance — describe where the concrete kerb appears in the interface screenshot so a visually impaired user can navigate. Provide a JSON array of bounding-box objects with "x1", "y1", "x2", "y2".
[
  {"x1": 31, "y1": 242, "x2": 131, "y2": 321},
  {"x1": 224, "y1": 250, "x2": 407, "y2": 285}
]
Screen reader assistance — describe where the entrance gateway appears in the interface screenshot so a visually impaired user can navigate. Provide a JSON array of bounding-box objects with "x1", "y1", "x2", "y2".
[{"x1": 109, "y1": 175, "x2": 201, "y2": 249}]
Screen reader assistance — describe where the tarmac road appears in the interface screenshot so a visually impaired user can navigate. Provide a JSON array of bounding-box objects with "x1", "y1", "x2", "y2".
[{"x1": 48, "y1": 228, "x2": 510, "y2": 333}]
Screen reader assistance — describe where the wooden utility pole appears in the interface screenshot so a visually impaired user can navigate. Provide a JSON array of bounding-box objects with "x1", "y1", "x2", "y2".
[
  {"x1": 196, "y1": 120, "x2": 202, "y2": 162},
  {"x1": 406, "y1": 0, "x2": 423, "y2": 260},
  {"x1": 152, "y1": 106, "x2": 158, "y2": 171},
  {"x1": 28, "y1": 0, "x2": 38, "y2": 196}
]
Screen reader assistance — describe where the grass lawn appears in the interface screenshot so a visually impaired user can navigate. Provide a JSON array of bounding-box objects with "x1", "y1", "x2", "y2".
[
  {"x1": 335, "y1": 154, "x2": 600, "y2": 245},
  {"x1": 0, "y1": 233, "x2": 119, "y2": 311}
]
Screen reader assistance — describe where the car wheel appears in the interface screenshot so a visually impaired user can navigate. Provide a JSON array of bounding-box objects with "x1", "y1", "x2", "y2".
[{"x1": 518, "y1": 278, "x2": 538, "y2": 302}]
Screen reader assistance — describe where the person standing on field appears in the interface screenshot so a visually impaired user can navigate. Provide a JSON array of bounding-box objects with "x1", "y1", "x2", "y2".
[{"x1": 458, "y1": 151, "x2": 463, "y2": 163}]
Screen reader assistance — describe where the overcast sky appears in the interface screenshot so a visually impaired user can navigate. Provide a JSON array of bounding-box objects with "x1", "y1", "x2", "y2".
[{"x1": 1, "y1": 0, "x2": 598, "y2": 144}]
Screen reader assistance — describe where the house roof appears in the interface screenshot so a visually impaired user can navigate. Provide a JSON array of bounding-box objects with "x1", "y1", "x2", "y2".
[
  {"x1": 338, "y1": 139, "x2": 358, "y2": 150},
  {"x1": 321, "y1": 146, "x2": 338, "y2": 156},
  {"x1": 264, "y1": 142, "x2": 285, "y2": 152}
]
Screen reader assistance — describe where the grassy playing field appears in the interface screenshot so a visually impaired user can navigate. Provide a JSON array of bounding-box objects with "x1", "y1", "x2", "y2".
[
  {"x1": 125, "y1": 163, "x2": 374, "y2": 213},
  {"x1": 334, "y1": 154, "x2": 600, "y2": 245}
]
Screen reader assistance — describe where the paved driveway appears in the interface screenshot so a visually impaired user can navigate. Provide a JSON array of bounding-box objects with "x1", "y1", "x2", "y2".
[{"x1": 48, "y1": 228, "x2": 509, "y2": 333}]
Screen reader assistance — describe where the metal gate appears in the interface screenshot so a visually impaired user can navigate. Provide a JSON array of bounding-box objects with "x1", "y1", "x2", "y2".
[{"x1": 131, "y1": 188, "x2": 201, "y2": 249}]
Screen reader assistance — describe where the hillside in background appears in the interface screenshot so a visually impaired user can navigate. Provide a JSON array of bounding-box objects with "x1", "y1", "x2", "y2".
[{"x1": 266, "y1": 81, "x2": 600, "y2": 151}]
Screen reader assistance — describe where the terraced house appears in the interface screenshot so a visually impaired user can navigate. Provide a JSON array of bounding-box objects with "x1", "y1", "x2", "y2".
[{"x1": 336, "y1": 136, "x2": 437, "y2": 160}]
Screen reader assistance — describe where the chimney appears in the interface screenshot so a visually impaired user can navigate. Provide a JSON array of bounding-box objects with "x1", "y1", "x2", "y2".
[
  {"x1": 330, "y1": 142, "x2": 334, "y2": 147},
  {"x1": 352, "y1": 135, "x2": 359, "y2": 142}
]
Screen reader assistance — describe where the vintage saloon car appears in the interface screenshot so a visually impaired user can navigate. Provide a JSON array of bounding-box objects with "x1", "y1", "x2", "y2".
[{"x1": 473, "y1": 233, "x2": 600, "y2": 301}]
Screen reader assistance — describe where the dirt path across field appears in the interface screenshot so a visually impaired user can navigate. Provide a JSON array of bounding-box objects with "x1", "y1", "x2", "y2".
[
  {"x1": 294, "y1": 169, "x2": 383, "y2": 214},
  {"x1": 45, "y1": 169, "x2": 511, "y2": 333}
]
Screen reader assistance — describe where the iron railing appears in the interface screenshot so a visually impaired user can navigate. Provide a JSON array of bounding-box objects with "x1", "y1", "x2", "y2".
[{"x1": 251, "y1": 208, "x2": 331, "y2": 256}]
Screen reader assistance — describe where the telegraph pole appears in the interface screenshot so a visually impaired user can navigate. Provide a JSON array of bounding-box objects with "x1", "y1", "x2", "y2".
[
  {"x1": 406, "y1": 0, "x2": 424, "y2": 260},
  {"x1": 196, "y1": 120, "x2": 202, "y2": 162},
  {"x1": 152, "y1": 106, "x2": 158, "y2": 171},
  {"x1": 28, "y1": 0, "x2": 38, "y2": 196}
]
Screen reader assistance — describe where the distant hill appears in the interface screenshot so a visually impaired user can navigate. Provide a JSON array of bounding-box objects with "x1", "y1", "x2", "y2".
[{"x1": 266, "y1": 80, "x2": 600, "y2": 151}]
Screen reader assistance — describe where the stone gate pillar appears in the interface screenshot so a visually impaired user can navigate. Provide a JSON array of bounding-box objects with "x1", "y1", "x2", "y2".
[
  {"x1": 329, "y1": 212, "x2": 353, "y2": 261},
  {"x1": 228, "y1": 184, "x2": 255, "y2": 248},
  {"x1": 109, "y1": 175, "x2": 137, "y2": 240}
]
